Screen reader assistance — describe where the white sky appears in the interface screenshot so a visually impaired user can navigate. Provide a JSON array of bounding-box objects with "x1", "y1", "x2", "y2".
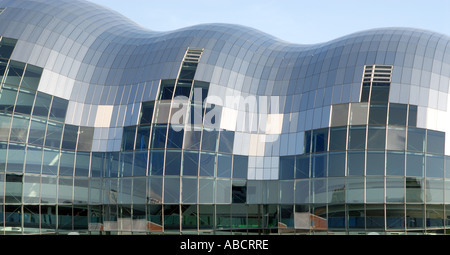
[{"x1": 89, "y1": 0, "x2": 450, "y2": 44}]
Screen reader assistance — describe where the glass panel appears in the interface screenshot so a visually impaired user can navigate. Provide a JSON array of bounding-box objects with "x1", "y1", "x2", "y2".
[
  {"x1": 20, "y1": 65, "x2": 42, "y2": 93},
  {"x1": 366, "y1": 151, "x2": 385, "y2": 175},
  {"x1": 133, "y1": 151, "x2": 147, "y2": 176},
  {"x1": 360, "y1": 82, "x2": 370, "y2": 102},
  {"x1": 386, "y1": 204, "x2": 404, "y2": 229},
  {"x1": 329, "y1": 127, "x2": 347, "y2": 151},
  {"x1": 217, "y1": 154, "x2": 232, "y2": 178},
  {"x1": 349, "y1": 103, "x2": 368, "y2": 126},
  {"x1": 5, "y1": 174, "x2": 23, "y2": 203},
  {"x1": 135, "y1": 125, "x2": 150, "y2": 150},
  {"x1": 408, "y1": 105, "x2": 417, "y2": 127},
  {"x1": 179, "y1": 62, "x2": 198, "y2": 80},
  {"x1": 348, "y1": 125, "x2": 366, "y2": 150},
  {"x1": 0, "y1": 37, "x2": 17, "y2": 59},
  {"x1": 312, "y1": 128, "x2": 328, "y2": 153},
  {"x1": 216, "y1": 179, "x2": 231, "y2": 204},
  {"x1": 28, "y1": 118, "x2": 46, "y2": 146},
  {"x1": 25, "y1": 146, "x2": 43, "y2": 174},
  {"x1": 0, "y1": 88, "x2": 17, "y2": 113},
  {"x1": 199, "y1": 178, "x2": 215, "y2": 204},
  {"x1": 406, "y1": 177, "x2": 423, "y2": 203},
  {"x1": 48, "y1": 97, "x2": 68, "y2": 122},
  {"x1": 387, "y1": 126, "x2": 406, "y2": 151},
  {"x1": 296, "y1": 154, "x2": 310, "y2": 178},
  {"x1": 158, "y1": 80, "x2": 176, "y2": 100},
  {"x1": 90, "y1": 152, "x2": 105, "y2": 178},
  {"x1": 59, "y1": 150, "x2": 75, "y2": 176},
  {"x1": 426, "y1": 179, "x2": 444, "y2": 203},
  {"x1": 150, "y1": 124, "x2": 167, "y2": 149},
  {"x1": 149, "y1": 150, "x2": 164, "y2": 175},
  {"x1": 312, "y1": 153, "x2": 327, "y2": 177},
  {"x1": 14, "y1": 91, "x2": 35, "y2": 115},
  {"x1": 386, "y1": 151, "x2": 405, "y2": 176},
  {"x1": 45, "y1": 121, "x2": 63, "y2": 148},
  {"x1": 167, "y1": 125, "x2": 184, "y2": 149},
  {"x1": 369, "y1": 103, "x2": 387, "y2": 125},
  {"x1": 232, "y1": 155, "x2": 248, "y2": 179},
  {"x1": 366, "y1": 177, "x2": 384, "y2": 203},
  {"x1": 164, "y1": 150, "x2": 182, "y2": 175},
  {"x1": 347, "y1": 204, "x2": 365, "y2": 229},
  {"x1": 174, "y1": 80, "x2": 192, "y2": 98},
  {"x1": 386, "y1": 177, "x2": 404, "y2": 202},
  {"x1": 347, "y1": 151, "x2": 365, "y2": 176},
  {"x1": 3, "y1": 60, "x2": 25, "y2": 89},
  {"x1": 75, "y1": 151, "x2": 90, "y2": 177},
  {"x1": 426, "y1": 154, "x2": 444, "y2": 178},
  {"x1": 61, "y1": 124, "x2": 78, "y2": 150},
  {"x1": 164, "y1": 177, "x2": 180, "y2": 204},
  {"x1": 427, "y1": 130, "x2": 445, "y2": 155},
  {"x1": 9, "y1": 115, "x2": 29, "y2": 143},
  {"x1": 140, "y1": 101, "x2": 154, "y2": 125},
  {"x1": 0, "y1": 113, "x2": 11, "y2": 141},
  {"x1": 0, "y1": 142, "x2": 6, "y2": 171},
  {"x1": 279, "y1": 156, "x2": 295, "y2": 179},
  {"x1": 42, "y1": 148, "x2": 59, "y2": 175},
  {"x1": 218, "y1": 130, "x2": 234, "y2": 154},
  {"x1": 182, "y1": 178, "x2": 197, "y2": 204},
  {"x1": 192, "y1": 81, "x2": 209, "y2": 104},
  {"x1": 407, "y1": 128, "x2": 425, "y2": 152},
  {"x1": 328, "y1": 152, "x2": 345, "y2": 177},
  {"x1": 182, "y1": 150, "x2": 199, "y2": 176},
  {"x1": 32, "y1": 92, "x2": 52, "y2": 118},
  {"x1": 105, "y1": 152, "x2": 119, "y2": 178},
  {"x1": 7, "y1": 143, "x2": 25, "y2": 173},
  {"x1": 183, "y1": 127, "x2": 202, "y2": 150},
  {"x1": 406, "y1": 204, "x2": 424, "y2": 229},
  {"x1": 331, "y1": 104, "x2": 348, "y2": 127},
  {"x1": 199, "y1": 152, "x2": 215, "y2": 177},
  {"x1": 77, "y1": 126, "x2": 94, "y2": 151},
  {"x1": 199, "y1": 205, "x2": 214, "y2": 229},
  {"x1": 181, "y1": 204, "x2": 198, "y2": 231},
  {"x1": 201, "y1": 129, "x2": 219, "y2": 152},
  {"x1": 367, "y1": 126, "x2": 385, "y2": 150},
  {"x1": 388, "y1": 103, "x2": 407, "y2": 126},
  {"x1": 370, "y1": 82, "x2": 390, "y2": 103},
  {"x1": 232, "y1": 180, "x2": 247, "y2": 203},
  {"x1": 406, "y1": 152, "x2": 424, "y2": 177},
  {"x1": 426, "y1": 204, "x2": 444, "y2": 228},
  {"x1": 328, "y1": 177, "x2": 345, "y2": 203},
  {"x1": 121, "y1": 126, "x2": 136, "y2": 151}
]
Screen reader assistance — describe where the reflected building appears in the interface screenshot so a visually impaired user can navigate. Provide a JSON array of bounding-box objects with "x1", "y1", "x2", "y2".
[{"x1": 0, "y1": 0, "x2": 450, "y2": 235}]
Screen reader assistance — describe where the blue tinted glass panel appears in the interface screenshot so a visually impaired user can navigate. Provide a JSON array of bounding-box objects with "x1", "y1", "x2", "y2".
[
  {"x1": 328, "y1": 152, "x2": 345, "y2": 177},
  {"x1": 0, "y1": 88, "x2": 17, "y2": 113},
  {"x1": 369, "y1": 103, "x2": 387, "y2": 125},
  {"x1": 121, "y1": 126, "x2": 136, "y2": 151},
  {"x1": 135, "y1": 125, "x2": 150, "y2": 150},
  {"x1": 25, "y1": 146, "x2": 42, "y2": 174},
  {"x1": 150, "y1": 125, "x2": 167, "y2": 149},
  {"x1": 218, "y1": 130, "x2": 234, "y2": 154},
  {"x1": 201, "y1": 129, "x2": 219, "y2": 152},
  {"x1": 119, "y1": 151, "x2": 133, "y2": 177},
  {"x1": 182, "y1": 150, "x2": 199, "y2": 176},
  {"x1": 233, "y1": 155, "x2": 248, "y2": 179},
  {"x1": 348, "y1": 126, "x2": 366, "y2": 150},
  {"x1": 312, "y1": 128, "x2": 328, "y2": 153},
  {"x1": 386, "y1": 151, "x2": 405, "y2": 176},
  {"x1": 90, "y1": 152, "x2": 104, "y2": 177},
  {"x1": 199, "y1": 152, "x2": 215, "y2": 177},
  {"x1": 149, "y1": 150, "x2": 164, "y2": 175},
  {"x1": 367, "y1": 126, "x2": 385, "y2": 150},
  {"x1": 183, "y1": 128, "x2": 202, "y2": 150},
  {"x1": 165, "y1": 150, "x2": 182, "y2": 175},
  {"x1": 105, "y1": 152, "x2": 119, "y2": 178},
  {"x1": 296, "y1": 155, "x2": 310, "y2": 178},
  {"x1": 347, "y1": 151, "x2": 365, "y2": 176},
  {"x1": 388, "y1": 103, "x2": 407, "y2": 126},
  {"x1": 45, "y1": 122, "x2": 63, "y2": 148},
  {"x1": 140, "y1": 101, "x2": 154, "y2": 125},
  {"x1": 75, "y1": 151, "x2": 90, "y2": 177},
  {"x1": 167, "y1": 125, "x2": 184, "y2": 149},
  {"x1": 366, "y1": 151, "x2": 385, "y2": 175},
  {"x1": 0, "y1": 38, "x2": 17, "y2": 59},
  {"x1": 14, "y1": 91, "x2": 35, "y2": 115},
  {"x1": 426, "y1": 154, "x2": 444, "y2": 178},
  {"x1": 28, "y1": 118, "x2": 46, "y2": 146},
  {"x1": 192, "y1": 81, "x2": 209, "y2": 103},
  {"x1": 312, "y1": 153, "x2": 327, "y2": 177},
  {"x1": 427, "y1": 130, "x2": 445, "y2": 155},
  {"x1": 20, "y1": 65, "x2": 42, "y2": 93},
  {"x1": 217, "y1": 154, "x2": 232, "y2": 178},
  {"x1": 133, "y1": 151, "x2": 148, "y2": 176},
  {"x1": 406, "y1": 152, "x2": 424, "y2": 177},
  {"x1": 42, "y1": 148, "x2": 59, "y2": 175},
  {"x1": 407, "y1": 128, "x2": 425, "y2": 152},
  {"x1": 279, "y1": 156, "x2": 295, "y2": 179}
]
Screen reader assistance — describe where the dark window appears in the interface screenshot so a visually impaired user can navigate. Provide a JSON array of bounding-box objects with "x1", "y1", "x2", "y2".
[
  {"x1": 347, "y1": 151, "x2": 365, "y2": 176},
  {"x1": 133, "y1": 150, "x2": 148, "y2": 176},
  {"x1": 150, "y1": 125, "x2": 167, "y2": 149},
  {"x1": 165, "y1": 150, "x2": 182, "y2": 175},
  {"x1": 232, "y1": 181, "x2": 247, "y2": 203},
  {"x1": 408, "y1": 105, "x2": 417, "y2": 127},
  {"x1": 61, "y1": 124, "x2": 78, "y2": 150},
  {"x1": 366, "y1": 151, "x2": 385, "y2": 175},
  {"x1": 199, "y1": 152, "x2": 215, "y2": 177},
  {"x1": 328, "y1": 152, "x2": 345, "y2": 177},
  {"x1": 32, "y1": 92, "x2": 52, "y2": 118},
  {"x1": 90, "y1": 152, "x2": 105, "y2": 177},
  {"x1": 174, "y1": 80, "x2": 192, "y2": 98},
  {"x1": 218, "y1": 130, "x2": 234, "y2": 154},
  {"x1": 49, "y1": 97, "x2": 68, "y2": 122},
  {"x1": 45, "y1": 122, "x2": 63, "y2": 148},
  {"x1": 279, "y1": 156, "x2": 295, "y2": 179},
  {"x1": 192, "y1": 81, "x2": 209, "y2": 103},
  {"x1": 179, "y1": 62, "x2": 198, "y2": 80},
  {"x1": 149, "y1": 150, "x2": 164, "y2": 175},
  {"x1": 20, "y1": 64, "x2": 42, "y2": 93},
  {"x1": 201, "y1": 129, "x2": 219, "y2": 152},
  {"x1": 312, "y1": 153, "x2": 327, "y2": 177},
  {"x1": 348, "y1": 125, "x2": 366, "y2": 150},
  {"x1": 361, "y1": 82, "x2": 370, "y2": 102},
  {"x1": 4, "y1": 60, "x2": 25, "y2": 89},
  {"x1": 386, "y1": 151, "x2": 405, "y2": 176},
  {"x1": 121, "y1": 126, "x2": 136, "y2": 151},
  {"x1": 158, "y1": 80, "x2": 176, "y2": 100},
  {"x1": 166, "y1": 125, "x2": 184, "y2": 149},
  {"x1": 388, "y1": 103, "x2": 407, "y2": 126},
  {"x1": 312, "y1": 128, "x2": 328, "y2": 153},
  {"x1": 233, "y1": 155, "x2": 248, "y2": 179},
  {"x1": 329, "y1": 127, "x2": 347, "y2": 151},
  {"x1": 427, "y1": 130, "x2": 445, "y2": 155},
  {"x1": 296, "y1": 155, "x2": 310, "y2": 178},
  {"x1": 0, "y1": 37, "x2": 17, "y2": 59},
  {"x1": 182, "y1": 150, "x2": 199, "y2": 176},
  {"x1": 407, "y1": 128, "x2": 425, "y2": 152},
  {"x1": 369, "y1": 103, "x2": 387, "y2": 125},
  {"x1": 217, "y1": 154, "x2": 232, "y2": 178},
  {"x1": 139, "y1": 101, "x2": 154, "y2": 125},
  {"x1": 0, "y1": 88, "x2": 17, "y2": 113},
  {"x1": 370, "y1": 82, "x2": 390, "y2": 103},
  {"x1": 367, "y1": 126, "x2": 385, "y2": 150}
]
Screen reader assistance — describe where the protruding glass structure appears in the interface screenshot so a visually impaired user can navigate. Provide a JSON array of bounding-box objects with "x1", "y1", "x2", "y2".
[{"x1": 0, "y1": 0, "x2": 450, "y2": 235}]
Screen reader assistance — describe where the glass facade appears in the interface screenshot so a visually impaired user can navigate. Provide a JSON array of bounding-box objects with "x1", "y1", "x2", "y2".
[{"x1": 1, "y1": 0, "x2": 450, "y2": 235}]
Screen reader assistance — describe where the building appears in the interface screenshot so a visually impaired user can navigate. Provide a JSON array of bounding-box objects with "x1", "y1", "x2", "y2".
[{"x1": 0, "y1": 0, "x2": 450, "y2": 235}]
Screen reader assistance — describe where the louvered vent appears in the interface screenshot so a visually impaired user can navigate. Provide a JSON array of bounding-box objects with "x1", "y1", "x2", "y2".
[{"x1": 362, "y1": 65, "x2": 393, "y2": 83}]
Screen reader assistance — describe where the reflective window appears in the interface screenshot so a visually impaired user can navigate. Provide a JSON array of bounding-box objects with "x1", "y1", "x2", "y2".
[
  {"x1": 0, "y1": 113, "x2": 11, "y2": 141},
  {"x1": 366, "y1": 151, "x2": 385, "y2": 175},
  {"x1": 133, "y1": 151, "x2": 148, "y2": 176},
  {"x1": 232, "y1": 155, "x2": 248, "y2": 179},
  {"x1": 14, "y1": 91, "x2": 35, "y2": 115},
  {"x1": 20, "y1": 65, "x2": 42, "y2": 93},
  {"x1": 199, "y1": 152, "x2": 215, "y2": 177},
  {"x1": 179, "y1": 62, "x2": 198, "y2": 80},
  {"x1": 407, "y1": 128, "x2": 425, "y2": 152},
  {"x1": 25, "y1": 146, "x2": 42, "y2": 174},
  {"x1": 408, "y1": 105, "x2": 417, "y2": 127},
  {"x1": 150, "y1": 125, "x2": 167, "y2": 149},
  {"x1": 139, "y1": 101, "x2": 154, "y2": 125},
  {"x1": 165, "y1": 150, "x2": 181, "y2": 175},
  {"x1": 192, "y1": 81, "x2": 209, "y2": 103},
  {"x1": 386, "y1": 177, "x2": 404, "y2": 203},
  {"x1": 370, "y1": 82, "x2": 390, "y2": 103},
  {"x1": 7, "y1": 143, "x2": 25, "y2": 173},
  {"x1": 386, "y1": 126, "x2": 406, "y2": 151},
  {"x1": 3, "y1": 60, "x2": 25, "y2": 89},
  {"x1": 182, "y1": 178, "x2": 197, "y2": 204},
  {"x1": 149, "y1": 150, "x2": 164, "y2": 175},
  {"x1": 367, "y1": 126, "x2": 385, "y2": 150},
  {"x1": 218, "y1": 130, "x2": 234, "y2": 154},
  {"x1": 348, "y1": 125, "x2": 366, "y2": 150},
  {"x1": 347, "y1": 151, "x2": 365, "y2": 176},
  {"x1": 349, "y1": 103, "x2": 368, "y2": 125},
  {"x1": 49, "y1": 97, "x2": 68, "y2": 122},
  {"x1": 426, "y1": 154, "x2": 444, "y2": 178},
  {"x1": 0, "y1": 37, "x2": 17, "y2": 59},
  {"x1": 0, "y1": 88, "x2": 16, "y2": 113},
  {"x1": 61, "y1": 124, "x2": 78, "y2": 150},
  {"x1": 119, "y1": 151, "x2": 133, "y2": 177},
  {"x1": 90, "y1": 152, "x2": 105, "y2": 177},
  {"x1": 386, "y1": 151, "x2": 405, "y2": 176},
  {"x1": 45, "y1": 121, "x2": 63, "y2": 148},
  {"x1": 158, "y1": 80, "x2": 176, "y2": 100},
  {"x1": 369, "y1": 103, "x2": 387, "y2": 125},
  {"x1": 166, "y1": 125, "x2": 184, "y2": 149},
  {"x1": 42, "y1": 148, "x2": 59, "y2": 175},
  {"x1": 59, "y1": 150, "x2": 75, "y2": 176},
  {"x1": 329, "y1": 127, "x2": 347, "y2": 151},
  {"x1": 217, "y1": 154, "x2": 232, "y2": 178},
  {"x1": 77, "y1": 126, "x2": 94, "y2": 151},
  {"x1": 296, "y1": 155, "x2": 309, "y2": 178},
  {"x1": 331, "y1": 104, "x2": 348, "y2": 127},
  {"x1": 201, "y1": 129, "x2": 219, "y2": 152},
  {"x1": 388, "y1": 103, "x2": 407, "y2": 126},
  {"x1": 366, "y1": 177, "x2": 384, "y2": 203},
  {"x1": 312, "y1": 153, "x2": 327, "y2": 177},
  {"x1": 183, "y1": 127, "x2": 202, "y2": 150},
  {"x1": 427, "y1": 130, "x2": 445, "y2": 155},
  {"x1": 312, "y1": 128, "x2": 328, "y2": 153},
  {"x1": 164, "y1": 178, "x2": 180, "y2": 204},
  {"x1": 174, "y1": 80, "x2": 192, "y2": 98},
  {"x1": 328, "y1": 152, "x2": 345, "y2": 177},
  {"x1": 182, "y1": 150, "x2": 199, "y2": 176},
  {"x1": 122, "y1": 126, "x2": 136, "y2": 151},
  {"x1": 75, "y1": 151, "x2": 90, "y2": 177},
  {"x1": 406, "y1": 178, "x2": 424, "y2": 203},
  {"x1": 279, "y1": 156, "x2": 295, "y2": 179},
  {"x1": 9, "y1": 115, "x2": 29, "y2": 143},
  {"x1": 32, "y1": 92, "x2": 52, "y2": 118}
]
